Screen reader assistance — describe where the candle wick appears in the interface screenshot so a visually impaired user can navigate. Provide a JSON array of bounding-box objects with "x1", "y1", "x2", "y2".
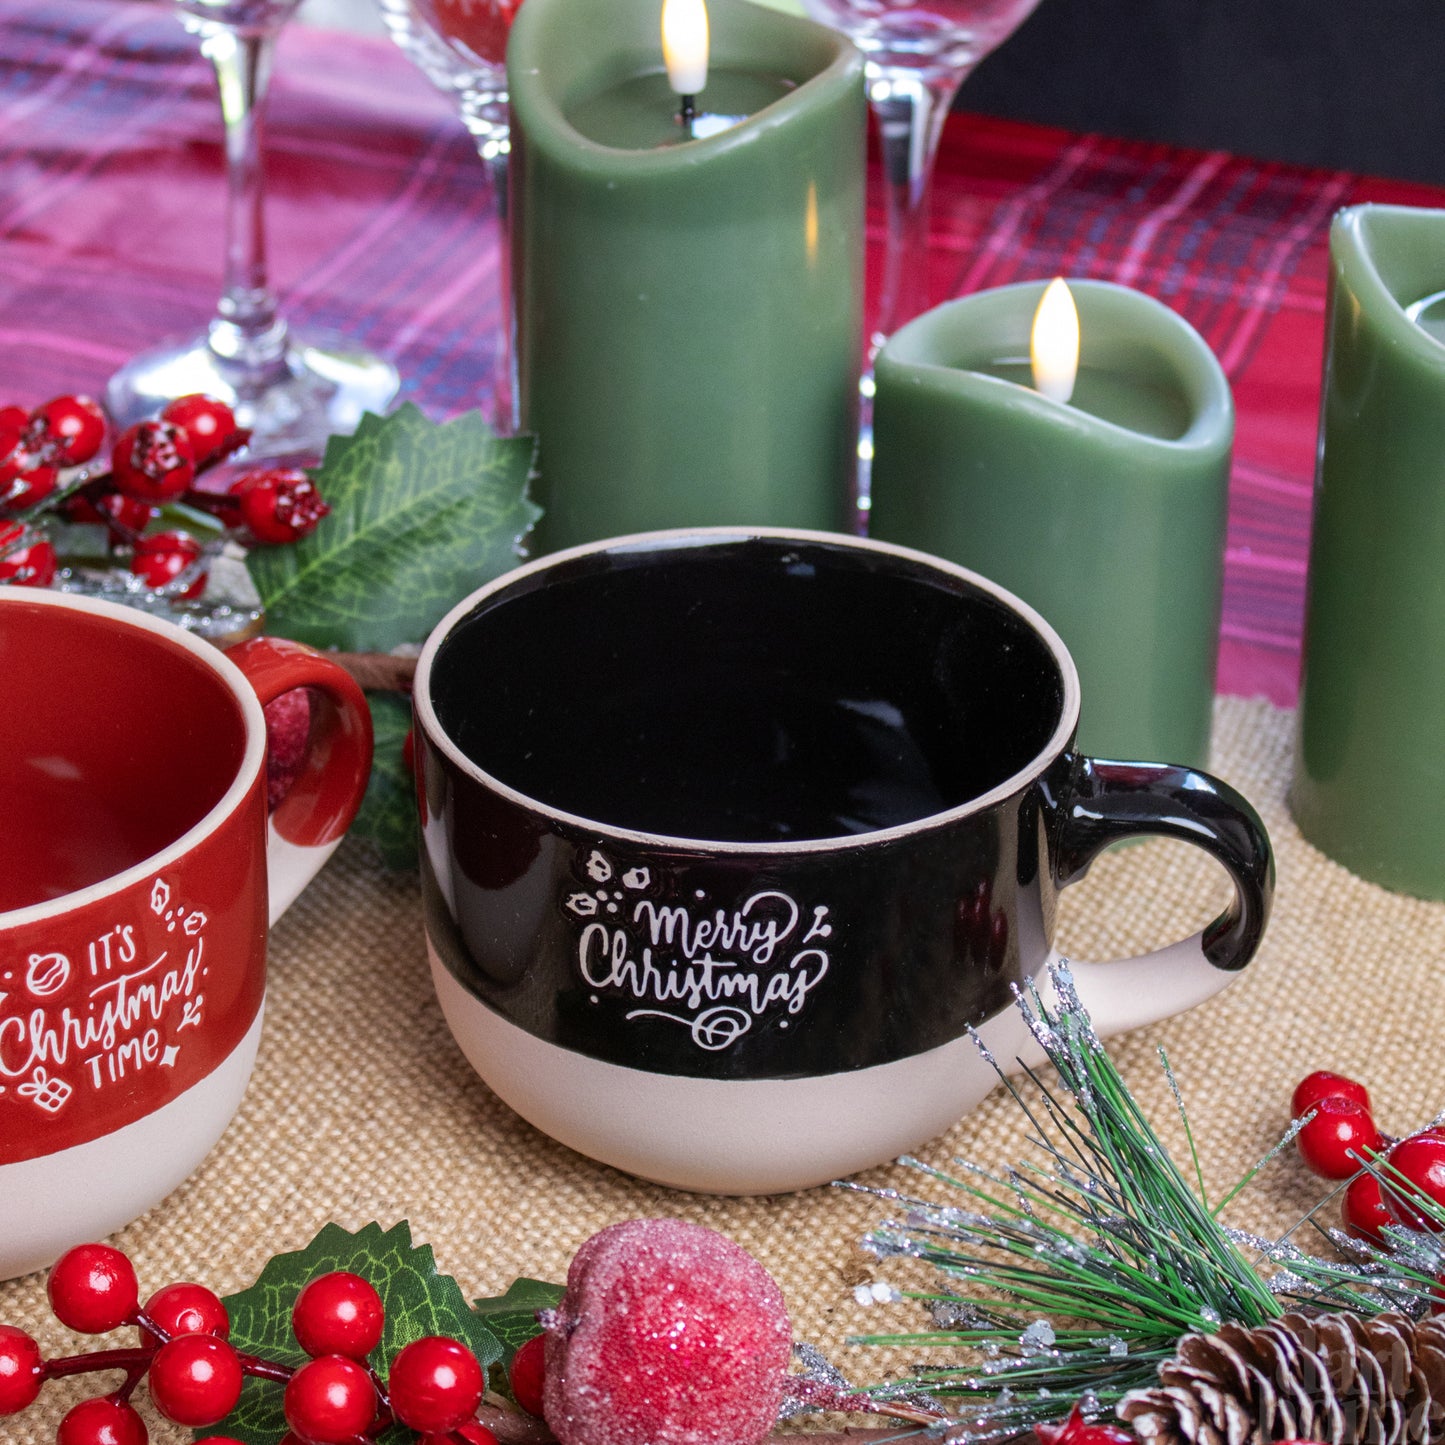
[{"x1": 679, "y1": 94, "x2": 696, "y2": 134}]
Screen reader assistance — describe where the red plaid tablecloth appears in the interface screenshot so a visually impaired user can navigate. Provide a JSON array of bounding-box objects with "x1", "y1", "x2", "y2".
[{"x1": 4, "y1": 0, "x2": 1442, "y2": 705}]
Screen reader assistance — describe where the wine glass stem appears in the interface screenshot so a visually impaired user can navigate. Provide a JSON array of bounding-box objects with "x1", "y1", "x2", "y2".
[
  {"x1": 200, "y1": 20, "x2": 290, "y2": 385},
  {"x1": 867, "y1": 65, "x2": 966, "y2": 354}
]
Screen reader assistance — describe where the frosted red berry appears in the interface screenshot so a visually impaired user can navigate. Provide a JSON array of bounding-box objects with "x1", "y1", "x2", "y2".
[
  {"x1": 49, "y1": 1244, "x2": 140, "y2": 1334},
  {"x1": 0, "y1": 519, "x2": 57, "y2": 586},
  {"x1": 283, "y1": 1354, "x2": 377, "y2": 1443},
  {"x1": 111, "y1": 420, "x2": 196, "y2": 502},
  {"x1": 0, "y1": 405, "x2": 26, "y2": 430},
  {"x1": 509, "y1": 1332, "x2": 546, "y2": 1416},
  {"x1": 95, "y1": 490, "x2": 156, "y2": 541},
  {"x1": 0, "y1": 1324, "x2": 43, "y2": 1415},
  {"x1": 1292, "y1": 1070, "x2": 1372, "y2": 1120},
  {"x1": 1382, "y1": 1131, "x2": 1445, "y2": 1232},
  {"x1": 32, "y1": 394, "x2": 106, "y2": 465},
  {"x1": 130, "y1": 531, "x2": 206, "y2": 598},
  {"x1": 452, "y1": 1424, "x2": 502, "y2": 1445},
  {"x1": 160, "y1": 394, "x2": 242, "y2": 466},
  {"x1": 388, "y1": 1336, "x2": 484, "y2": 1433},
  {"x1": 148, "y1": 1334, "x2": 244, "y2": 1427},
  {"x1": 291, "y1": 1271, "x2": 385, "y2": 1360},
  {"x1": 1295, "y1": 1096, "x2": 1382, "y2": 1179},
  {"x1": 1342, "y1": 1171, "x2": 1393, "y2": 1244},
  {"x1": 542, "y1": 1218, "x2": 792, "y2": 1445},
  {"x1": 1036, "y1": 1403, "x2": 1134, "y2": 1445},
  {"x1": 228, "y1": 467, "x2": 329, "y2": 544},
  {"x1": 0, "y1": 452, "x2": 57, "y2": 509},
  {"x1": 56, "y1": 1395, "x2": 149, "y2": 1445},
  {"x1": 144, "y1": 1282, "x2": 230, "y2": 1340}
]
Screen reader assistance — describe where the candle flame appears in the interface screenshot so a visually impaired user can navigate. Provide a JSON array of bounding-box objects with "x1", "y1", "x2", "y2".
[
  {"x1": 662, "y1": 0, "x2": 709, "y2": 98},
  {"x1": 1030, "y1": 277, "x2": 1080, "y2": 405}
]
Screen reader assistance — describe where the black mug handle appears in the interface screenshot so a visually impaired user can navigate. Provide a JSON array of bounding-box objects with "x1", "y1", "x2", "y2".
[{"x1": 1024, "y1": 756, "x2": 1275, "y2": 1048}]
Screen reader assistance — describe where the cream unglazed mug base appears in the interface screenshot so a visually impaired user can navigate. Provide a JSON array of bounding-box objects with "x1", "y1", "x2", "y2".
[{"x1": 0, "y1": 591, "x2": 372, "y2": 1278}]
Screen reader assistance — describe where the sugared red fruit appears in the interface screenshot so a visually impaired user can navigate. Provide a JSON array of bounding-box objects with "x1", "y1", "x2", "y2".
[
  {"x1": 542, "y1": 1218, "x2": 791, "y2": 1445},
  {"x1": 144, "y1": 1282, "x2": 229, "y2": 1340},
  {"x1": 1295, "y1": 1096, "x2": 1382, "y2": 1179},
  {"x1": 388, "y1": 1336, "x2": 485, "y2": 1433},
  {"x1": 95, "y1": 490, "x2": 155, "y2": 541},
  {"x1": 291, "y1": 1271, "x2": 385, "y2": 1360},
  {"x1": 56, "y1": 1395, "x2": 149, "y2": 1445},
  {"x1": 1382, "y1": 1131, "x2": 1445, "y2": 1232},
  {"x1": 111, "y1": 420, "x2": 196, "y2": 502},
  {"x1": 148, "y1": 1334, "x2": 244, "y2": 1427},
  {"x1": 283, "y1": 1354, "x2": 377, "y2": 1443},
  {"x1": 228, "y1": 467, "x2": 329, "y2": 544},
  {"x1": 48, "y1": 1244, "x2": 140, "y2": 1334},
  {"x1": 32, "y1": 394, "x2": 106, "y2": 464},
  {"x1": 0, "y1": 1325, "x2": 43, "y2": 1415},
  {"x1": 160, "y1": 394, "x2": 242, "y2": 466},
  {"x1": 509, "y1": 1331, "x2": 547, "y2": 1417},
  {"x1": 130, "y1": 531, "x2": 206, "y2": 598},
  {"x1": 1036, "y1": 1403, "x2": 1135, "y2": 1445},
  {"x1": 1292, "y1": 1070, "x2": 1372, "y2": 1120},
  {"x1": 1342, "y1": 1171, "x2": 1393, "y2": 1244},
  {"x1": 0, "y1": 519, "x2": 57, "y2": 586}
]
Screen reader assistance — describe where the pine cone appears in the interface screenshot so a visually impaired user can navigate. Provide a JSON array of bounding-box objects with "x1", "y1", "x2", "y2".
[{"x1": 1117, "y1": 1311, "x2": 1445, "y2": 1445}]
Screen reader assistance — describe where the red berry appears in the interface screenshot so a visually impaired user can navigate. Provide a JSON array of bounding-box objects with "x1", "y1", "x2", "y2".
[
  {"x1": 1382, "y1": 1131, "x2": 1445, "y2": 1232},
  {"x1": 1, "y1": 455, "x2": 58, "y2": 508},
  {"x1": 291, "y1": 1271, "x2": 385, "y2": 1360},
  {"x1": 283, "y1": 1354, "x2": 377, "y2": 1443},
  {"x1": 509, "y1": 1332, "x2": 546, "y2": 1417},
  {"x1": 130, "y1": 531, "x2": 207, "y2": 599},
  {"x1": 1036, "y1": 1404, "x2": 1134, "y2": 1445},
  {"x1": 0, "y1": 519, "x2": 57, "y2": 586},
  {"x1": 1342, "y1": 1171, "x2": 1393, "y2": 1244},
  {"x1": 32, "y1": 394, "x2": 107, "y2": 465},
  {"x1": 0, "y1": 405, "x2": 27, "y2": 430},
  {"x1": 1295, "y1": 1095, "x2": 1382, "y2": 1179},
  {"x1": 227, "y1": 467, "x2": 329, "y2": 544},
  {"x1": 111, "y1": 420, "x2": 196, "y2": 502},
  {"x1": 48, "y1": 1244, "x2": 140, "y2": 1334},
  {"x1": 0, "y1": 1325, "x2": 43, "y2": 1415},
  {"x1": 388, "y1": 1336, "x2": 484, "y2": 1434},
  {"x1": 95, "y1": 490, "x2": 156, "y2": 541},
  {"x1": 57, "y1": 1395, "x2": 148, "y2": 1445},
  {"x1": 161, "y1": 394, "x2": 242, "y2": 466},
  {"x1": 144, "y1": 1282, "x2": 230, "y2": 1340},
  {"x1": 1292, "y1": 1070, "x2": 1372, "y2": 1120},
  {"x1": 543, "y1": 1219, "x2": 791, "y2": 1445},
  {"x1": 147, "y1": 1334, "x2": 243, "y2": 1427},
  {"x1": 452, "y1": 1424, "x2": 502, "y2": 1445}
]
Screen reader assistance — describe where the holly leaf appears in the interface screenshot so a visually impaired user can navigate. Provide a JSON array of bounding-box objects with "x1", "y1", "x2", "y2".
[
  {"x1": 472, "y1": 1277, "x2": 565, "y2": 1370},
  {"x1": 352, "y1": 691, "x2": 418, "y2": 870},
  {"x1": 246, "y1": 405, "x2": 539, "y2": 653},
  {"x1": 213, "y1": 1221, "x2": 503, "y2": 1445}
]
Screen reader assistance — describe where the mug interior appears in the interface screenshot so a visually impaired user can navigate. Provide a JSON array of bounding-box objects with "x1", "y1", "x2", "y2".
[
  {"x1": 427, "y1": 533, "x2": 1067, "y2": 843},
  {"x1": 0, "y1": 597, "x2": 251, "y2": 912}
]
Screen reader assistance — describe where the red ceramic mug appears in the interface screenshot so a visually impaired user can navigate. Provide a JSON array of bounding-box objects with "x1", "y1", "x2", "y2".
[{"x1": 0, "y1": 590, "x2": 372, "y2": 1279}]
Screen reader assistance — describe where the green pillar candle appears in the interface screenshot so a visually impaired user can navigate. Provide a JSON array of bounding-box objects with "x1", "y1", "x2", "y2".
[
  {"x1": 1292, "y1": 204, "x2": 1445, "y2": 899},
  {"x1": 870, "y1": 279, "x2": 1233, "y2": 767},
  {"x1": 508, "y1": 0, "x2": 865, "y2": 554}
]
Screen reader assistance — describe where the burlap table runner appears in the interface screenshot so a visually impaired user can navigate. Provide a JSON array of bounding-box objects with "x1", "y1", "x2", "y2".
[{"x1": 6, "y1": 695, "x2": 1444, "y2": 1443}]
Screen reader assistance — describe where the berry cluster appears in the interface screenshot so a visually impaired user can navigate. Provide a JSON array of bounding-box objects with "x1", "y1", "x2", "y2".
[
  {"x1": 0, "y1": 1243, "x2": 509, "y2": 1445},
  {"x1": 1292, "y1": 1069, "x2": 1445, "y2": 1246},
  {"x1": 0, "y1": 393, "x2": 329, "y2": 601}
]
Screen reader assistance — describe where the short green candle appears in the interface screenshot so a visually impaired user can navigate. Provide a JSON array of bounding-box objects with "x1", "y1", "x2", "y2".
[
  {"x1": 507, "y1": 0, "x2": 865, "y2": 553},
  {"x1": 1292, "y1": 204, "x2": 1445, "y2": 899},
  {"x1": 870, "y1": 280, "x2": 1233, "y2": 767}
]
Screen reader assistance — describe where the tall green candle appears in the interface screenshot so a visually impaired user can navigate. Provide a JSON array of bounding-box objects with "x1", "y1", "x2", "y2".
[
  {"x1": 507, "y1": 0, "x2": 865, "y2": 554},
  {"x1": 869, "y1": 280, "x2": 1233, "y2": 768},
  {"x1": 1292, "y1": 204, "x2": 1445, "y2": 899}
]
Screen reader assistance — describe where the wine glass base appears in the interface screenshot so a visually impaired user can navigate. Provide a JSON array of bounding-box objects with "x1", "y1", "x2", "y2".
[{"x1": 105, "y1": 329, "x2": 400, "y2": 457}]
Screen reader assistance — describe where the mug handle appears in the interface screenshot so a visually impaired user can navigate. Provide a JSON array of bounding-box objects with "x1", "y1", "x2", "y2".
[
  {"x1": 1037, "y1": 756, "x2": 1274, "y2": 1041},
  {"x1": 224, "y1": 636, "x2": 374, "y2": 925}
]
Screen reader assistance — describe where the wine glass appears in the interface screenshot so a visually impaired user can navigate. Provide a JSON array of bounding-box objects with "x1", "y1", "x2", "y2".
[
  {"x1": 106, "y1": 0, "x2": 400, "y2": 456},
  {"x1": 375, "y1": 0, "x2": 519, "y2": 431},
  {"x1": 798, "y1": 0, "x2": 1043, "y2": 505}
]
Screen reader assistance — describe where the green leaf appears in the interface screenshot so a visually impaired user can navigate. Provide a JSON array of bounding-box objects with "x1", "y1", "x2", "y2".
[
  {"x1": 351, "y1": 692, "x2": 418, "y2": 870},
  {"x1": 212, "y1": 1221, "x2": 503, "y2": 1445},
  {"x1": 246, "y1": 405, "x2": 540, "y2": 653},
  {"x1": 472, "y1": 1277, "x2": 564, "y2": 1369}
]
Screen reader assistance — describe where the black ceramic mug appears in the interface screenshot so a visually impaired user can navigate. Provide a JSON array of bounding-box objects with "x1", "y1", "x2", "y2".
[{"x1": 414, "y1": 529, "x2": 1273, "y2": 1193}]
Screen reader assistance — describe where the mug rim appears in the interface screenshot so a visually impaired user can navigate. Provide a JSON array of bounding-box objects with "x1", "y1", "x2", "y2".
[
  {"x1": 0, "y1": 589, "x2": 267, "y2": 929},
  {"x1": 414, "y1": 526, "x2": 1083, "y2": 854}
]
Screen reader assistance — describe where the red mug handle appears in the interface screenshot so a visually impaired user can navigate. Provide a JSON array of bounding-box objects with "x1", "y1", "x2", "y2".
[{"x1": 225, "y1": 636, "x2": 374, "y2": 923}]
